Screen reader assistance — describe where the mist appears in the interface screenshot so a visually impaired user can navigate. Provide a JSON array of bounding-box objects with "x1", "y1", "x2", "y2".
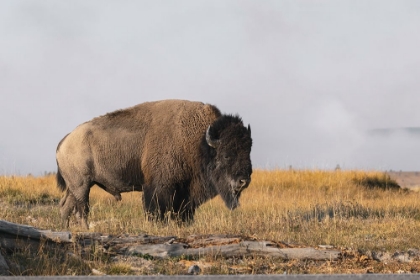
[{"x1": 1, "y1": 1, "x2": 420, "y2": 175}]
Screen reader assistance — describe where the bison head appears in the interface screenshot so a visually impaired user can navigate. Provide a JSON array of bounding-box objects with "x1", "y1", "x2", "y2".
[{"x1": 201, "y1": 115, "x2": 252, "y2": 210}]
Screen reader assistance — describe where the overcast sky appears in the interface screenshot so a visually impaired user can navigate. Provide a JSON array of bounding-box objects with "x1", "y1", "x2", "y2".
[{"x1": 1, "y1": 0, "x2": 420, "y2": 175}]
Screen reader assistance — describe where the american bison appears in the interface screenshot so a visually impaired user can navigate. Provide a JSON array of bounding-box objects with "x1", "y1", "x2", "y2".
[{"x1": 56, "y1": 99, "x2": 252, "y2": 228}]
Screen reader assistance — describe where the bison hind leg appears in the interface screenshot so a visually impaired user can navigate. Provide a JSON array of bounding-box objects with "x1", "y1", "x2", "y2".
[
  {"x1": 75, "y1": 200, "x2": 90, "y2": 229},
  {"x1": 60, "y1": 189, "x2": 89, "y2": 229},
  {"x1": 59, "y1": 189, "x2": 77, "y2": 228},
  {"x1": 60, "y1": 181, "x2": 91, "y2": 229}
]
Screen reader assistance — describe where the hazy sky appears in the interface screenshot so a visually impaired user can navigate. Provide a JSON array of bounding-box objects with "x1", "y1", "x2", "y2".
[{"x1": 1, "y1": 0, "x2": 420, "y2": 175}]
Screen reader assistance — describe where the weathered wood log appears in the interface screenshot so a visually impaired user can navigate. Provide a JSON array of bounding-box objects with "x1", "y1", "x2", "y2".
[
  {"x1": 125, "y1": 241, "x2": 340, "y2": 260},
  {"x1": 0, "y1": 220, "x2": 72, "y2": 243},
  {"x1": 0, "y1": 219, "x2": 341, "y2": 261},
  {"x1": 94, "y1": 234, "x2": 177, "y2": 245},
  {"x1": 0, "y1": 251, "x2": 9, "y2": 276},
  {"x1": 0, "y1": 232, "x2": 48, "y2": 251},
  {"x1": 181, "y1": 234, "x2": 242, "y2": 248}
]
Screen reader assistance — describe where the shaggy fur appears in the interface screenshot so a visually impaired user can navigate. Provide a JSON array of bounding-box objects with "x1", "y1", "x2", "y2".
[{"x1": 56, "y1": 99, "x2": 252, "y2": 228}]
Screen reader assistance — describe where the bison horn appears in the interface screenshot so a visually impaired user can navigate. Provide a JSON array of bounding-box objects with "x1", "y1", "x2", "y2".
[{"x1": 206, "y1": 126, "x2": 220, "y2": 148}]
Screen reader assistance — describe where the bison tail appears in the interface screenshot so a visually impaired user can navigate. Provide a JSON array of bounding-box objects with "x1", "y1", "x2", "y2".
[{"x1": 56, "y1": 167, "x2": 66, "y2": 192}]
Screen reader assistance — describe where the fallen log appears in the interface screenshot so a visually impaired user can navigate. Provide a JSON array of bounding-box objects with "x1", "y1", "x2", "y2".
[
  {"x1": 94, "y1": 234, "x2": 177, "y2": 245},
  {"x1": 0, "y1": 251, "x2": 9, "y2": 276},
  {"x1": 0, "y1": 219, "x2": 341, "y2": 261},
  {"x1": 125, "y1": 241, "x2": 340, "y2": 260},
  {"x1": 0, "y1": 220, "x2": 72, "y2": 243}
]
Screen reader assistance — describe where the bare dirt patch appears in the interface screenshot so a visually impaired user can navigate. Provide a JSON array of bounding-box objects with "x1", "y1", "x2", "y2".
[{"x1": 387, "y1": 171, "x2": 420, "y2": 190}]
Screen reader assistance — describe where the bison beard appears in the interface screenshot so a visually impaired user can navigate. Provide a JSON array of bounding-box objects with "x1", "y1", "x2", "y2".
[{"x1": 56, "y1": 100, "x2": 252, "y2": 228}]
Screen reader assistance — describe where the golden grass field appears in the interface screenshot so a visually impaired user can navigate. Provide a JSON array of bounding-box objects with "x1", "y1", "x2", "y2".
[{"x1": 1, "y1": 169, "x2": 420, "y2": 275}]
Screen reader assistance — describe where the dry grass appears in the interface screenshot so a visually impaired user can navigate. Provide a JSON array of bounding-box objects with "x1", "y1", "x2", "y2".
[{"x1": 1, "y1": 169, "x2": 420, "y2": 275}]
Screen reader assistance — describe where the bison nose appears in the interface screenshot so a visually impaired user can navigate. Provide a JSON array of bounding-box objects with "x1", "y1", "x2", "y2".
[
  {"x1": 239, "y1": 179, "x2": 248, "y2": 188},
  {"x1": 238, "y1": 178, "x2": 250, "y2": 189},
  {"x1": 233, "y1": 177, "x2": 250, "y2": 192}
]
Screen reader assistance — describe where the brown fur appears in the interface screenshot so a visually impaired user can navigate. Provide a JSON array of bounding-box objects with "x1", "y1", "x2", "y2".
[{"x1": 57, "y1": 100, "x2": 231, "y2": 227}]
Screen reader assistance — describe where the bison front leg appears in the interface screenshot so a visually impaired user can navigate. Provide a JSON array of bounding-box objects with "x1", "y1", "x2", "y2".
[
  {"x1": 179, "y1": 206, "x2": 195, "y2": 223},
  {"x1": 143, "y1": 186, "x2": 173, "y2": 222},
  {"x1": 171, "y1": 195, "x2": 195, "y2": 223},
  {"x1": 143, "y1": 185, "x2": 195, "y2": 223}
]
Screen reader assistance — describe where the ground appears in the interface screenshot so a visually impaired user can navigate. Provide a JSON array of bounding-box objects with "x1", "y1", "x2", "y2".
[{"x1": 387, "y1": 171, "x2": 420, "y2": 190}]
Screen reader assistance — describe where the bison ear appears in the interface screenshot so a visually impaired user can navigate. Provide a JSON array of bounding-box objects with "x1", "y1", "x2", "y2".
[
  {"x1": 206, "y1": 125, "x2": 220, "y2": 148},
  {"x1": 247, "y1": 124, "x2": 251, "y2": 135}
]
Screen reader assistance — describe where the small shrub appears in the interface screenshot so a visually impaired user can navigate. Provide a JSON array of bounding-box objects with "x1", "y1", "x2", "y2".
[{"x1": 353, "y1": 173, "x2": 401, "y2": 190}]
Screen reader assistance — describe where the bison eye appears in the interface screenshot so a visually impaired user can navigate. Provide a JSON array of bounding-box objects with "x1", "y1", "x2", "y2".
[{"x1": 223, "y1": 153, "x2": 234, "y2": 161}]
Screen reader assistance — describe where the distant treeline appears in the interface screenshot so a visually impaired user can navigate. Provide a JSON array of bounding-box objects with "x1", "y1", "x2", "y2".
[{"x1": 368, "y1": 127, "x2": 420, "y2": 136}]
